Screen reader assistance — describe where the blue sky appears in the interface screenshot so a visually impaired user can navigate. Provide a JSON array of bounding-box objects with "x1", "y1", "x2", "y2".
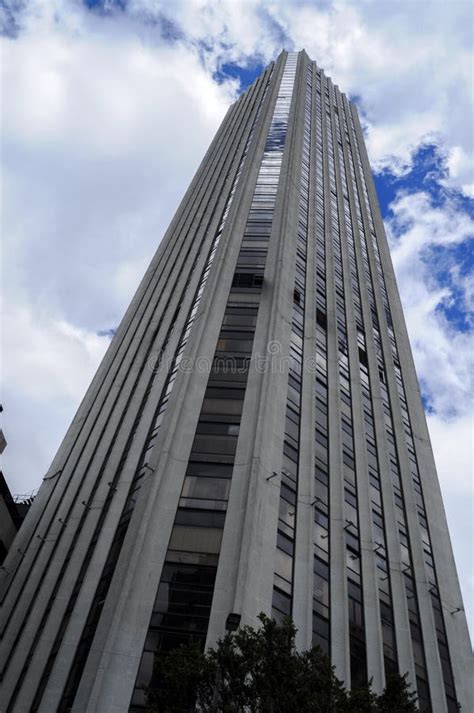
[
  {"x1": 1, "y1": 0, "x2": 473, "y2": 636},
  {"x1": 374, "y1": 144, "x2": 473, "y2": 332}
]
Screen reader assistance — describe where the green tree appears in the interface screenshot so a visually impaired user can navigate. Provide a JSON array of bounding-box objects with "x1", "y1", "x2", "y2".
[
  {"x1": 376, "y1": 673, "x2": 419, "y2": 713},
  {"x1": 145, "y1": 614, "x2": 419, "y2": 713},
  {"x1": 146, "y1": 641, "x2": 212, "y2": 713}
]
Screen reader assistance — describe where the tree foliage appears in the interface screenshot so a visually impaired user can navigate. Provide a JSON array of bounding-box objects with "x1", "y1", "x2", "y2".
[{"x1": 146, "y1": 614, "x2": 418, "y2": 713}]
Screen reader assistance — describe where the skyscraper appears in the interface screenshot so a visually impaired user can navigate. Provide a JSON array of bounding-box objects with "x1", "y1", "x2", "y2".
[{"x1": 0, "y1": 49, "x2": 471, "y2": 713}]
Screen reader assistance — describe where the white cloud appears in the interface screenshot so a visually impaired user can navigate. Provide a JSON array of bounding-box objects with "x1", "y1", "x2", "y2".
[
  {"x1": 269, "y1": 0, "x2": 473, "y2": 189},
  {"x1": 444, "y1": 145, "x2": 474, "y2": 198},
  {"x1": 130, "y1": 0, "x2": 474, "y2": 194},
  {"x1": 1, "y1": 0, "x2": 237, "y2": 320},
  {"x1": 1, "y1": 301, "x2": 110, "y2": 492},
  {"x1": 427, "y1": 412, "x2": 474, "y2": 640},
  {"x1": 1, "y1": 0, "x2": 236, "y2": 484},
  {"x1": 386, "y1": 190, "x2": 474, "y2": 634},
  {"x1": 2, "y1": 301, "x2": 109, "y2": 402},
  {"x1": 129, "y1": 0, "x2": 281, "y2": 71},
  {"x1": 387, "y1": 191, "x2": 473, "y2": 418}
]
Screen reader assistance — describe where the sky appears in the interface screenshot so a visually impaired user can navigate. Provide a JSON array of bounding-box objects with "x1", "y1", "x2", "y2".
[{"x1": 1, "y1": 0, "x2": 473, "y2": 637}]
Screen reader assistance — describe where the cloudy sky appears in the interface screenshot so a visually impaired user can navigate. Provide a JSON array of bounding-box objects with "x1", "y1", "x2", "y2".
[{"x1": 1, "y1": 0, "x2": 473, "y2": 635}]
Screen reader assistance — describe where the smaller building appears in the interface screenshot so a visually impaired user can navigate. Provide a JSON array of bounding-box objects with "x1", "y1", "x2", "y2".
[
  {"x1": 0, "y1": 428, "x2": 6, "y2": 455},
  {"x1": 0, "y1": 472, "x2": 32, "y2": 564}
]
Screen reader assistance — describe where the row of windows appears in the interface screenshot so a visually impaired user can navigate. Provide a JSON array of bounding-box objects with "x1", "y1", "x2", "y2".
[
  {"x1": 325, "y1": 78, "x2": 368, "y2": 688},
  {"x1": 131, "y1": 307, "x2": 261, "y2": 706},
  {"x1": 273, "y1": 59, "x2": 309, "y2": 625},
  {"x1": 311, "y1": 75, "x2": 330, "y2": 653},
  {"x1": 335, "y1": 94, "x2": 399, "y2": 680}
]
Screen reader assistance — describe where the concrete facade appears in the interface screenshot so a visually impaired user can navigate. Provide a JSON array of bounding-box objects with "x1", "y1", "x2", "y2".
[{"x1": 0, "y1": 50, "x2": 471, "y2": 713}]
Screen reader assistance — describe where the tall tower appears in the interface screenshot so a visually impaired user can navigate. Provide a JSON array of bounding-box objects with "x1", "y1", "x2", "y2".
[{"x1": 0, "y1": 50, "x2": 471, "y2": 713}]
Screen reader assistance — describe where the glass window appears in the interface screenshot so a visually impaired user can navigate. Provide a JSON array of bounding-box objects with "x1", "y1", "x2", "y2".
[
  {"x1": 216, "y1": 338, "x2": 254, "y2": 353},
  {"x1": 231, "y1": 273, "x2": 264, "y2": 289},
  {"x1": 168, "y1": 525, "x2": 223, "y2": 555},
  {"x1": 178, "y1": 497, "x2": 227, "y2": 511},
  {"x1": 275, "y1": 547, "x2": 293, "y2": 583},
  {"x1": 181, "y1": 476, "x2": 231, "y2": 501},
  {"x1": 277, "y1": 531, "x2": 294, "y2": 556},
  {"x1": 285, "y1": 416, "x2": 300, "y2": 443},
  {"x1": 278, "y1": 498, "x2": 295, "y2": 536},
  {"x1": 313, "y1": 612, "x2": 329, "y2": 640},
  {"x1": 175, "y1": 509, "x2": 226, "y2": 528},
  {"x1": 186, "y1": 461, "x2": 233, "y2": 478},
  {"x1": 201, "y1": 398, "x2": 243, "y2": 416},
  {"x1": 191, "y1": 434, "x2": 238, "y2": 456},
  {"x1": 222, "y1": 314, "x2": 257, "y2": 327},
  {"x1": 196, "y1": 421, "x2": 240, "y2": 436},
  {"x1": 280, "y1": 483, "x2": 296, "y2": 505},
  {"x1": 272, "y1": 586, "x2": 291, "y2": 615},
  {"x1": 313, "y1": 572, "x2": 329, "y2": 608},
  {"x1": 283, "y1": 440, "x2": 298, "y2": 463}
]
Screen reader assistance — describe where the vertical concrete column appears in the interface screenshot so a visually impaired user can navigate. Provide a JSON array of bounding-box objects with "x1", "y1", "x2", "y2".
[
  {"x1": 320, "y1": 72, "x2": 351, "y2": 686},
  {"x1": 331, "y1": 86, "x2": 384, "y2": 693},
  {"x1": 341, "y1": 94, "x2": 417, "y2": 688},
  {"x1": 292, "y1": 52, "x2": 316, "y2": 651}
]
